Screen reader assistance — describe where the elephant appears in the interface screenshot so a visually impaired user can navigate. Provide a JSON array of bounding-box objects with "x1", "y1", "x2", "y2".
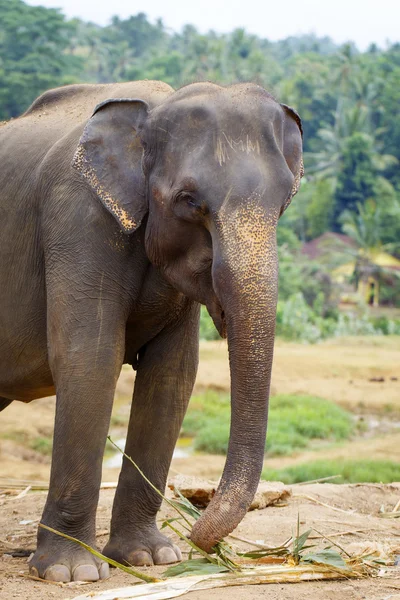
[{"x1": 0, "y1": 80, "x2": 303, "y2": 582}]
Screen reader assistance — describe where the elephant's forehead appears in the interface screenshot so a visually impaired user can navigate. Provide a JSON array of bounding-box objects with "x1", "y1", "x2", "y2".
[
  {"x1": 150, "y1": 101, "x2": 282, "y2": 167},
  {"x1": 151, "y1": 89, "x2": 281, "y2": 137},
  {"x1": 213, "y1": 131, "x2": 262, "y2": 166}
]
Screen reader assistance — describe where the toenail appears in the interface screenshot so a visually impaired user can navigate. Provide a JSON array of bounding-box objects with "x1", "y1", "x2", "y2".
[
  {"x1": 44, "y1": 564, "x2": 71, "y2": 582},
  {"x1": 173, "y1": 545, "x2": 182, "y2": 561},
  {"x1": 154, "y1": 547, "x2": 180, "y2": 565},
  {"x1": 99, "y1": 562, "x2": 110, "y2": 579},
  {"x1": 130, "y1": 550, "x2": 154, "y2": 566},
  {"x1": 73, "y1": 564, "x2": 99, "y2": 582}
]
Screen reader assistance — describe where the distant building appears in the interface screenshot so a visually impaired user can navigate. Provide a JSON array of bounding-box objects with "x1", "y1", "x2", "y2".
[{"x1": 302, "y1": 232, "x2": 400, "y2": 307}]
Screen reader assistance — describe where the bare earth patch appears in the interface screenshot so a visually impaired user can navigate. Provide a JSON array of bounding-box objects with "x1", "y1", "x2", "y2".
[{"x1": 0, "y1": 484, "x2": 399, "y2": 600}]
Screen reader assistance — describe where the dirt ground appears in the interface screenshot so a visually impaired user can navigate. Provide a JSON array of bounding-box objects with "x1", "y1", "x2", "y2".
[
  {"x1": 0, "y1": 484, "x2": 399, "y2": 600},
  {"x1": 1, "y1": 336, "x2": 400, "y2": 598}
]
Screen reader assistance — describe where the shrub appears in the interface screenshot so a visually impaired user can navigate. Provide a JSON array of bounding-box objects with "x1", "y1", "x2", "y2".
[
  {"x1": 276, "y1": 292, "x2": 337, "y2": 343},
  {"x1": 370, "y1": 315, "x2": 400, "y2": 335},
  {"x1": 195, "y1": 421, "x2": 231, "y2": 454},
  {"x1": 182, "y1": 392, "x2": 353, "y2": 456},
  {"x1": 276, "y1": 293, "x2": 400, "y2": 342},
  {"x1": 334, "y1": 311, "x2": 379, "y2": 336},
  {"x1": 200, "y1": 292, "x2": 400, "y2": 344}
]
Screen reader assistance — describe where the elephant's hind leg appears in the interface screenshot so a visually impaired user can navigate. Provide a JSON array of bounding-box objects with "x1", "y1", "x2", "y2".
[
  {"x1": 0, "y1": 397, "x2": 12, "y2": 412},
  {"x1": 103, "y1": 302, "x2": 199, "y2": 566}
]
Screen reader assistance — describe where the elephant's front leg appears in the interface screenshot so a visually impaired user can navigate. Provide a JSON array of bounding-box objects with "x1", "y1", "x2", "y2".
[
  {"x1": 29, "y1": 294, "x2": 126, "y2": 583},
  {"x1": 103, "y1": 302, "x2": 199, "y2": 566}
]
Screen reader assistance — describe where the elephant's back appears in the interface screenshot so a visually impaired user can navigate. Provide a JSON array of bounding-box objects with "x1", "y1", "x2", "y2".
[
  {"x1": 0, "y1": 80, "x2": 174, "y2": 158},
  {"x1": 0, "y1": 80, "x2": 174, "y2": 209},
  {"x1": 23, "y1": 80, "x2": 174, "y2": 128}
]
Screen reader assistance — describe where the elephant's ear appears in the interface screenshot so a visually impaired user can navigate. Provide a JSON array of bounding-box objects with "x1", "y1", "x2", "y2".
[
  {"x1": 72, "y1": 98, "x2": 149, "y2": 234},
  {"x1": 280, "y1": 103, "x2": 304, "y2": 212}
]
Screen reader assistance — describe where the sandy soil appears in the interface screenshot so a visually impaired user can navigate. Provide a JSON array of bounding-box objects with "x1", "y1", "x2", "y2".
[{"x1": 0, "y1": 483, "x2": 399, "y2": 600}]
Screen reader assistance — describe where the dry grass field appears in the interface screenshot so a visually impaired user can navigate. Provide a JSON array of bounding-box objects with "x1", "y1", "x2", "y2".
[
  {"x1": 198, "y1": 336, "x2": 400, "y2": 412},
  {"x1": 1, "y1": 336, "x2": 399, "y2": 481}
]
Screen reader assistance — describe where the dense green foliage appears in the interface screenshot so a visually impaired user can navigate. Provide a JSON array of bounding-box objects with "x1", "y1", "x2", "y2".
[
  {"x1": 0, "y1": 0, "x2": 81, "y2": 119},
  {"x1": 275, "y1": 294, "x2": 400, "y2": 343},
  {"x1": 2, "y1": 1, "x2": 400, "y2": 340},
  {"x1": 2, "y1": 3, "x2": 399, "y2": 217},
  {"x1": 262, "y1": 459, "x2": 400, "y2": 484},
  {"x1": 181, "y1": 391, "x2": 353, "y2": 455},
  {"x1": 200, "y1": 306, "x2": 221, "y2": 341}
]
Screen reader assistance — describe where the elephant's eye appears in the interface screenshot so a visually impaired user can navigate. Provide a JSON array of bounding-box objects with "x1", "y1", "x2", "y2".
[
  {"x1": 177, "y1": 191, "x2": 198, "y2": 207},
  {"x1": 173, "y1": 191, "x2": 208, "y2": 221}
]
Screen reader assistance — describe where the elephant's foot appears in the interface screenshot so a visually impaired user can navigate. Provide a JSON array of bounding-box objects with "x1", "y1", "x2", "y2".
[
  {"x1": 103, "y1": 525, "x2": 182, "y2": 566},
  {"x1": 29, "y1": 541, "x2": 109, "y2": 582}
]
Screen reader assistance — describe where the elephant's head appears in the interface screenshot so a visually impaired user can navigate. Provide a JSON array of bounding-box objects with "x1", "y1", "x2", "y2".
[{"x1": 73, "y1": 82, "x2": 303, "y2": 552}]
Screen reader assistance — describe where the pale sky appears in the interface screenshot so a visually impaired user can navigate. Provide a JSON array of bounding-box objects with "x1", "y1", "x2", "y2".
[{"x1": 25, "y1": 0, "x2": 398, "y2": 50}]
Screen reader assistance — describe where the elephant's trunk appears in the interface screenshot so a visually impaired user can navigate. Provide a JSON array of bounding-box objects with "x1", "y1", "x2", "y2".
[{"x1": 190, "y1": 203, "x2": 278, "y2": 552}]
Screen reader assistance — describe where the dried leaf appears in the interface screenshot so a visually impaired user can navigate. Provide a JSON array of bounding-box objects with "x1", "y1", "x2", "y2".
[
  {"x1": 70, "y1": 575, "x2": 208, "y2": 600},
  {"x1": 70, "y1": 563, "x2": 362, "y2": 600}
]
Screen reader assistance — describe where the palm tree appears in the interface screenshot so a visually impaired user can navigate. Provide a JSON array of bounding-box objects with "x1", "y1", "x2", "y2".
[{"x1": 307, "y1": 105, "x2": 397, "y2": 180}]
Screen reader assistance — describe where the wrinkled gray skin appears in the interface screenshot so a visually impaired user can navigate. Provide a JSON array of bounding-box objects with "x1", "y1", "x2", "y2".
[{"x1": 0, "y1": 81, "x2": 303, "y2": 582}]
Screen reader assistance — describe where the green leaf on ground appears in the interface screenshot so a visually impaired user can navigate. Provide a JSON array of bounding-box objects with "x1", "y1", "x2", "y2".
[
  {"x1": 164, "y1": 558, "x2": 229, "y2": 577},
  {"x1": 302, "y1": 549, "x2": 348, "y2": 569}
]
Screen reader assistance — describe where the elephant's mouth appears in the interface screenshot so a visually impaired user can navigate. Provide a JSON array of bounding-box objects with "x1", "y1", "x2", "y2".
[{"x1": 206, "y1": 300, "x2": 227, "y2": 339}]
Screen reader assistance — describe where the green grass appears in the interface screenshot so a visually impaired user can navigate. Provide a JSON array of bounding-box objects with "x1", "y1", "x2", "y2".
[
  {"x1": 1, "y1": 430, "x2": 53, "y2": 456},
  {"x1": 1, "y1": 430, "x2": 29, "y2": 443},
  {"x1": 262, "y1": 459, "x2": 400, "y2": 484},
  {"x1": 181, "y1": 392, "x2": 353, "y2": 456},
  {"x1": 30, "y1": 436, "x2": 53, "y2": 455}
]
